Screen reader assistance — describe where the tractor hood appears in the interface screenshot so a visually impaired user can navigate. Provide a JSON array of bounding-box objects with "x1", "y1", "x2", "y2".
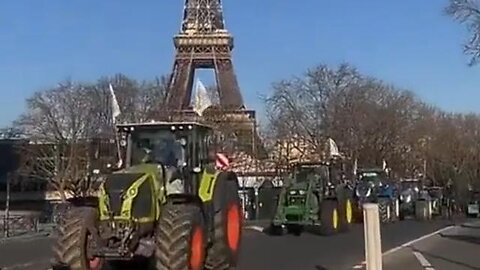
[{"x1": 100, "y1": 164, "x2": 164, "y2": 219}]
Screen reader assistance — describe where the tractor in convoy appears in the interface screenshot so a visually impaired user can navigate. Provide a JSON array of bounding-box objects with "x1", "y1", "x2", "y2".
[
  {"x1": 398, "y1": 178, "x2": 433, "y2": 220},
  {"x1": 425, "y1": 186, "x2": 446, "y2": 217},
  {"x1": 352, "y1": 168, "x2": 400, "y2": 223},
  {"x1": 269, "y1": 159, "x2": 354, "y2": 236},
  {"x1": 52, "y1": 121, "x2": 243, "y2": 270},
  {"x1": 466, "y1": 188, "x2": 480, "y2": 218}
]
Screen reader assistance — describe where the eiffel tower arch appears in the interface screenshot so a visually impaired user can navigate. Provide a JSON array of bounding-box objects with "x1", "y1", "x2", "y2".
[{"x1": 163, "y1": 0, "x2": 264, "y2": 158}]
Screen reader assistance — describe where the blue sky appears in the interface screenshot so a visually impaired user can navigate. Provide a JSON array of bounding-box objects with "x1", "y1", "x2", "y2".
[{"x1": 0, "y1": 0, "x2": 479, "y2": 128}]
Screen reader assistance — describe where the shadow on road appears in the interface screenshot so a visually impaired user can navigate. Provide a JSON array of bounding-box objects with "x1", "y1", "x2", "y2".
[
  {"x1": 411, "y1": 247, "x2": 480, "y2": 270},
  {"x1": 440, "y1": 233, "x2": 480, "y2": 245}
]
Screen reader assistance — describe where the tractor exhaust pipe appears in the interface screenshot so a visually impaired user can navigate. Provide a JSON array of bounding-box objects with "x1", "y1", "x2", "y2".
[{"x1": 363, "y1": 203, "x2": 382, "y2": 270}]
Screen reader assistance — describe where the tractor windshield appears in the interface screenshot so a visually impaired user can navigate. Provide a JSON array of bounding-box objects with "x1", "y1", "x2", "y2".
[
  {"x1": 130, "y1": 129, "x2": 186, "y2": 167},
  {"x1": 358, "y1": 171, "x2": 383, "y2": 186},
  {"x1": 151, "y1": 136, "x2": 184, "y2": 167},
  {"x1": 294, "y1": 165, "x2": 328, "y2": 184}
]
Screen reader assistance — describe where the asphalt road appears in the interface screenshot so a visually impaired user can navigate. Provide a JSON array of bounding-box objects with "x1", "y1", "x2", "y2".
[
  {"x1": 382, "y1": 221, "x2": 480, "y2": 270},
  {"x1": 0, "y1": 218, "x2": 470, "y2": 270}
]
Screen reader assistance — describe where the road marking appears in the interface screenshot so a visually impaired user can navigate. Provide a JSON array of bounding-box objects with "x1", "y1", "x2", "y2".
[
  {"x1": 383, "y1": 225, "x2": 454, "y2": 256},
  {"x1": 351, "y1": 225, "x2": 454, "y2": 269},
  {"x1": 413, "y1": 251, "x2": 435, "y2": 270},
  {"x1": 244, "y1": 225, "x2": 264, "y2": 232}
]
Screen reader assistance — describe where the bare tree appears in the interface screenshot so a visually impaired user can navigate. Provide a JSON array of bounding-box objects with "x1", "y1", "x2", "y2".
[
  {"x1": 263, "y1": 62, "x2": 480, "y2": 187},
  {"x1": 445, "y1": 0, "x2": 480, "y2": 65},
  {"x1": 14, "y1": 81, "x2": 97, "y2": 200}
]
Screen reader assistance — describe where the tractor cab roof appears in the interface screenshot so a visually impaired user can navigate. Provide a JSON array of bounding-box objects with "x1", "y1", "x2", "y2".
[
  {"x1": 117, "y1": 121, "x2": 213, "y2": 133},
  {"x1": 290, "y1": 161, "x2": 330, "y2": 168},
  {"x1": 400, "y1": 178, "x2": 421, "y2": 183},
  {"x1": 357, "y1": 168, "x2": 385, "y2": 173}
]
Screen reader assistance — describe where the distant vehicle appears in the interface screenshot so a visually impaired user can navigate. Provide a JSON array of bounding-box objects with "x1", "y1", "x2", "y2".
[
  {"x1": 398, "y1": 178, "x2": 432, "y2": 220},
  {"x1": 270, "y1": 161, "x2": 353, "y2": 236},
  {"x1": 467, "y1": 190, "x2": 480, "y2": 218},
  {"x1": 353, "y1": 168, "x2": 399, "y2": 223},
  {"x1": 426, "y1": 186, "x2": 446, "y2": 217}
]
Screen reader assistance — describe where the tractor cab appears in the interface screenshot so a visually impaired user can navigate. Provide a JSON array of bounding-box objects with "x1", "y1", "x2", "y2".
[
  {"x1": 283, "y1": 162, "x2": 330, "y2": 208},
  {"x1": 114, "y1": 121, "x2": 216, "y2": 195},
  {"x1": 399, "y1": 178, "x2": 422, "y2": 204},
  {"x1": 117, "y1": 121, "x2": 214, "y2": 171},
  {"x1": 356, "y1": 168, "x2": 388, "y2": 186},
  {"x1": 354, "y1": 168, "x2": 391, "y2": 199}
]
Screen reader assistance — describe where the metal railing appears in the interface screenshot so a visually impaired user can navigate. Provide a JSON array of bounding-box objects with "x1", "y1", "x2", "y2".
[{"x1": 1, "y1": 213, "x2": 41, "y2": 237}]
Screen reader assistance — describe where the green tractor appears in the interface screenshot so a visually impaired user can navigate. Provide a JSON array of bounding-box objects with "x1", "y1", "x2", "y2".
[
  {"x1": 52, "y1": 121, "x2": 243, "y2": 270},
  {"x1": 269, "y1": 161, "x2": 354, "y2": 236}
]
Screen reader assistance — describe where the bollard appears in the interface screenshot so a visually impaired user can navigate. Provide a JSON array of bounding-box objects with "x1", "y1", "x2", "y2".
[{"x1": 363, "y1": 203, "x2": 382, "y2": 270}]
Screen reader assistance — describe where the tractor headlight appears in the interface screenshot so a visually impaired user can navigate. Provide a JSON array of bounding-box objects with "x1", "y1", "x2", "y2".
[
  {"x1": 289, "y1": 190, "x2": 297, "y2": 195},
  {"x1": 400, "y1": 194, "x2": 412, "y2": 203},
  {"x1": 298, "y1": 190, "x2": 306, "y2": 195}
]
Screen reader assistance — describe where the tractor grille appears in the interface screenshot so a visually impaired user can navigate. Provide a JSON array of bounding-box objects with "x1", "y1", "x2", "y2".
[{"x1": 104, "y1": 173, "x2": 154, "y2": 218}]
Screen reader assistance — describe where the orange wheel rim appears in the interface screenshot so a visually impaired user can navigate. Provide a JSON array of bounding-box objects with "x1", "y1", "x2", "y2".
[
  {"x1": 227, "y1": 203, "x2": 241, "y2": 252},
  {"x1": 86, "y1": 232, "x2": 102, "y2": 270},
  {"x1": 190, "y1": 226, "x2": 204, "y2": 270},
  {"x1": 88, "y1": 258, "x2": 101, "y2": 270}
]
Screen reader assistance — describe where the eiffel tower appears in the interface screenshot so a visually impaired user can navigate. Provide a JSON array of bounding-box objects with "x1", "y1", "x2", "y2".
[{"x1": 164, "y1": 0, "x2": 263, "y2": 157}]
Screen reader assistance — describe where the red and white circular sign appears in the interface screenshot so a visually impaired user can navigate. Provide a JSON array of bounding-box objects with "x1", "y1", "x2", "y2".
[{"x1": 215, "y1": 153, "x2": 230, "y2": 169}]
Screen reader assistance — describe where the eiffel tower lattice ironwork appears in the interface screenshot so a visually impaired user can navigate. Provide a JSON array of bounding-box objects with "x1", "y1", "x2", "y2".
[
  {"x1": 163, "y1": 0, "x2": 265, "y2": 159},
  {"x1": 165, "y1": 0, "x2": 244, "y2": 110}
]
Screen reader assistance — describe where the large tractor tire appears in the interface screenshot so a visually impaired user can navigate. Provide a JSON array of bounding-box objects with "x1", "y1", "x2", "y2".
[
  {"x1": 319, "y1": 199, "x2": 339, "y2": 235},
  {"x1": 52, "y1": 207, "x2": 104, "y2": 270},
  {"x1": 391, "y1": 197, "x2": 400, "y2": 222},
  {"x1": 338, "y1": 193, "x2": 354, "y2": 232},
  {"x1": 155, "y1": 203, "x2": 207, "y2": 270},
  {"x1": 204, "y1": 176, "x2": 243, "y2": 270},
  {"x1": 415, "y1": 200, "x2": 432, "y2": 221},
  {"x1": 378, "y1": 198, "x2": 392, "y2": 223},
  {"x1": 352, "y1": 201, "x2": 364, "y2": 223}
]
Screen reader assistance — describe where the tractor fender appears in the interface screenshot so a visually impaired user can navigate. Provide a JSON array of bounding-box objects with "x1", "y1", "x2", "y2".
[
  {"x1": 197, "y1": 170, "x2": 239, "y2": 233},
  {"x1": 198, "y1": 170, "x2": 238, "y2": 203}
]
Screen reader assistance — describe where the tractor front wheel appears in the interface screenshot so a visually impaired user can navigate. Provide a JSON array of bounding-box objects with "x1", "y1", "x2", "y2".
[
  {"x1": 155, "y1": 203, "x2": 207, "y2": 270},
  {"x1": 205, "y1": 178, "x2": 243, "y2": 270},
  {"x1": 338, "y1": 195, "x2": 353, "y2": 232},
  {"x1": 52, "y1": 207, "x2": 104, "y2": 270},
  {"x1": 319, "y1": 199, "x2": 339, "y2": 235}
]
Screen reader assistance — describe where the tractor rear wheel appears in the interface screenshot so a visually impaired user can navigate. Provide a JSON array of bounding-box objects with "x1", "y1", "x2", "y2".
[
  {"x1": 319, "y1": 199, "x2": 339, "y2": 235},
  {"x1": 378, "y1": 198, "x2": 391, "y2": 223},
  {"x1": 52, "y1": 207, "x2": 104, "y2": 270},
  {"x1": 415, "y1": 200, "x2": 432, "y2": 221},
  {"x1": 204, "y1": 178, "x2": 243, "y2": 270},
  {"x1": 155, "y1": 203, "x2": 207, "y2": 270}
]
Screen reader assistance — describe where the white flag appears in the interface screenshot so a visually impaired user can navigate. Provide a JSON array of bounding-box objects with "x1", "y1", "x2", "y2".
[
  {"x1": 353, "y1": 158, "x2": 358, "y2": 175},
  {"x1": 109, "y1": 83, "x2": 121, "y2": 122},
  {"x1": 193, "y1": 79, "x2": 212, "y2": 116},
  {"x1": 327, "y1": 138, "x2": 340, "y2": 157}
]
